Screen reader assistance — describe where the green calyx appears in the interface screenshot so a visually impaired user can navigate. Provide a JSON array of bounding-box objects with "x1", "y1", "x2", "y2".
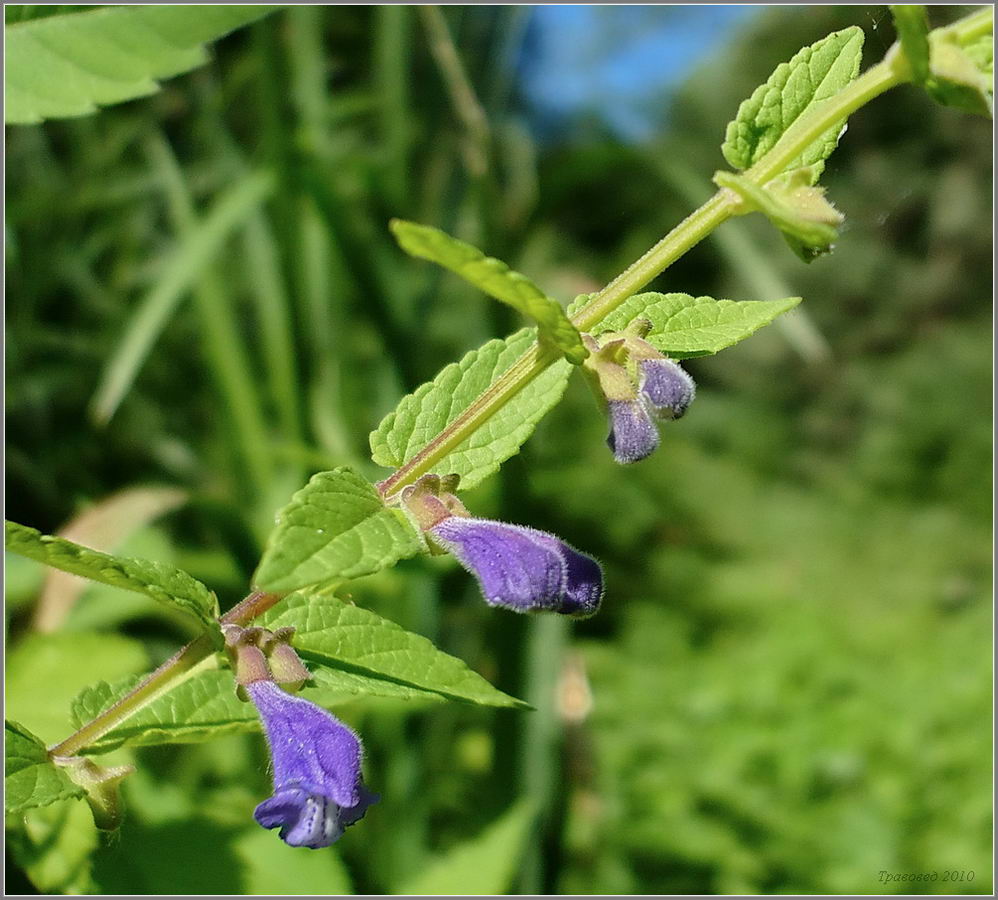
[
  {"x1": 222, "y1": 624, "x2": 311, "y2": 694},
  {"x1": 580, "y1": 326, "x2": 667, "y2": 404}
]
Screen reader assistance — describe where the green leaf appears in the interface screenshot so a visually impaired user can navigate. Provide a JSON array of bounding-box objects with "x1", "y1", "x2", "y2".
[
  {"x1": 399, "y1": 801, "x2": 537, "y2": 895},
  {"x1": 891, "y1": 6, "x2": 931, "y2": 84},
  {"x1": 253, "y1": 467, "x2": 424, "y2": 594},
  {"x1": 370, "y1": 327, "x2": 573, "y2": 490},
  {"x1": 714, "y1": 169, "x2": 843, "y2": 263},
  {"x1": 91, "y1": 170, "x2": 275, "y2": 425},
  {"x1": 5, "y1": 521, "x2": 220, "y2": 640},
  {"x1": 594, "y1": 293, "x2": 802, "y2": 358},
  {"x1": 71, "y1": 668, "x2": 255, "y2": 753},
  {"x1": 7, "y1": 798, "x2": 98, "y2": 893},
  {"x1": 925, "y1": 30, "x2": 993, "y2": 117},
  {"x1": 262, "y1": 592, "x2": 529, "y2": 709},
  {"x1": 73, "y1": 660, "x2": 447, "y2": 754},
  {"x1": 389, "y1": 220, "x2": 588, "y2": 364},
  {"x1": 5, "y1": 6, "x2": 277, "y2": 124},
  {"x1": 5, "y1": 721, "x2": 85, "y2": 814},
  {"x1": 8, "y1": 632, "x2": 149, "y2": 746},
  {"x1": 722, "y1": 27, "x2": 864, "y2": 178}
]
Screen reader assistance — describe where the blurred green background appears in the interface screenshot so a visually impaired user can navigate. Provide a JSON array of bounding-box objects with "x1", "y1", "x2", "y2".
[{"x1": 5, "y1": 5, "x2": 992, "y2": 895}]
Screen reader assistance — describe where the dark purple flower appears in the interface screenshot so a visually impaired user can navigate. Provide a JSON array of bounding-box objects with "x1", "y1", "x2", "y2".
[
  {"x1": 606, "y1": 358, "x2": 695, "y2": 464},
  {"x1": 429, "y1": 517, "x2": 603, "y2": 618},
  {"x1": 246, "y1": 680, "x2": 377, "y2": 849}
]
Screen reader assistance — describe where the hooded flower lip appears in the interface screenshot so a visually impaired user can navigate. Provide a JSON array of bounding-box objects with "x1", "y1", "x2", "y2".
[
  {"x1": 246, "y1": 680, "x2": 377, "y2": 849},
  {"x1": 429, "y1": 516, "x2": 604, "y2": 618}
]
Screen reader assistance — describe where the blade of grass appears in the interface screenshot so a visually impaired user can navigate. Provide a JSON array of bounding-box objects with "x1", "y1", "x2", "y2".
[
  {"x1": 90, "y1": 166, "x2": 275, "y2": 427},
  {"x1": 241, "y1": 214, "x2": 304, "y2": 445},
  {"x1": 141, "y1": 133, "x2": 272, "y2": 498},
  {"x1": 517, "y1": 613, "x2": 569, "y2": 893},
  {"x1": 419, "y1": 5, "x2": 491, "y2": 179},
  {"x1": 375, "y1": 5, "x2": 413, "y2": 209}
]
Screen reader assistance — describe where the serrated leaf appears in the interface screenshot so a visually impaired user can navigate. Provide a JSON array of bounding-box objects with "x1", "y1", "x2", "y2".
[
  {"x1": 370, "y1": 327, "x2": 573, "y2": 490},
  {"x1": 5, "y1": 6, "x2": 277, "y2": 125},
  {"x1": 891, "y1": 6, "x2": 931, "y2": 84},
  {"x1": 714, "y1": 169, "x2": 843, "y2": 263},
  {"x1": 390, "y1": 220, "x2": 587, "y2": 364},
  {"x1": 73, "y1": 659, "x2": 448, "y2": 753},
  {"x1": 253, "y1": 467, "x2": 424, "y2": 593},
  {"x1": 71, "y1": 669, "x2": 255, "y2": 753},
  {"x1": 5, "y1": 721, "x2": 85, "y2": 814},
  {"x1": 5, "y1": 521, "x2": 220, "y2": 640},
  {"x1": 399, "y1": 801, "x2": 537, "y2": 895},
  {"x1": 594, "y1": 293, "x2": 802, "y2": 358},
  {"x1": 262, "y1": 593, "x2": 529, "y2": 709},
  {"x1": 722, "y1": 27, "x2": 864, "y2": 178}
]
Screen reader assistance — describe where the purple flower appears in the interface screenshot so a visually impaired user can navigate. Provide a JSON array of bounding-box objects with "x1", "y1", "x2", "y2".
[
  {"x1": 607, "y1": 398, "x2": 661, "y2": 464},
  {"x1": 429, "y1": 517, "x2": 603, "y2": 618},
  {"x1": 246, "y1": 680, "x2": 377, "y2": 849},
  {"x1": 606, "y1": 358, "x2": 695, "y2": 464},
  {"x1": 640, "y1": 358, "x2": 695, "y2": 419}
]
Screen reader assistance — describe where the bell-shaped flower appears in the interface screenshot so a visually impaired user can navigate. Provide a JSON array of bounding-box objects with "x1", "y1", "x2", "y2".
[
  {"x1": 246, "y1": 680, "x2": 377, "y2": 849},
  {"x1": 428, "y1": 516, "x2": 603, "y2": 618}
]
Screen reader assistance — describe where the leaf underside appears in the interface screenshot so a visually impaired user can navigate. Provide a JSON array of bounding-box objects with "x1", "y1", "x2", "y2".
[
  {"x1": 370, "y1": 327, "x2": 573, "y2": 490},
  {"x1": 722, "y1": 26, "x2": 865, "y2": 178},
  {"x1": 390, "y1": 220, "x2": 587, "y2": 364},
  {"x1": 5, "y1": 6, "x2": 277, "y2": 124}
]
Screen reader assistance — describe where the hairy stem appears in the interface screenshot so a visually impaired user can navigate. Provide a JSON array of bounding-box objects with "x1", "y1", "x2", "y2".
[
  {"x1": 378, "y1": 35, "x2": 915, "y2": 500},
  {"x1": 48, "y1": 592, "x2": 284, "y2": 758},
  {"x1": 56, "y1": 8, "x2": 979, "y2": 757}
]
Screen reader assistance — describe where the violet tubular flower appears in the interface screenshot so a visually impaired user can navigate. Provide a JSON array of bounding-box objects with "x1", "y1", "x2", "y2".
[
  {"x1": 246, "y1": 680, "x2": 377, "y2": 849},
  {"x1": 429, "y1": 516, "x2": 603, "y2": 618}
]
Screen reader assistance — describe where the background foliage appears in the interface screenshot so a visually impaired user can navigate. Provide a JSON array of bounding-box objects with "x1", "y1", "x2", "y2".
[{"x1": 5, "y1": 5, "x2": 992, "y2": 894}]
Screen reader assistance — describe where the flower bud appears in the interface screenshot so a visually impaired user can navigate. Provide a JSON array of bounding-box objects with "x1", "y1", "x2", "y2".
[
  {"x1": 638, "y1": 357, "x2": 695, "y2": 420},
  {"x1": 583, "y1": 328, "x2": 695, "y2": 464},
  {"x1": 266, "y1": 642, "x2": 311, "y2": 692}
]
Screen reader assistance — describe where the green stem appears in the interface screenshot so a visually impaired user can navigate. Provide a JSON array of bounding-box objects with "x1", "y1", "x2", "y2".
[
  {"x1": 419, "y1": 5, "x2": 491, "y2": 179},
  {"x1": 745, "y1": 60, "x2": 907, "y2": 187},
  {"x1": 377, "y1": 344, "x2": 557, "y2": 498},
  {"x1": 47, "y1": 592, "x2": 284, "y2": 758},
  {"x1": 380, "y1": 42, "x2": 916, "y2": 500},
  {"x1": 944, "y1": 6, "x2": 992, "y2": 44},
  {"x1": 56, "y1": 7, "x2": 981, "y2": 759}
]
